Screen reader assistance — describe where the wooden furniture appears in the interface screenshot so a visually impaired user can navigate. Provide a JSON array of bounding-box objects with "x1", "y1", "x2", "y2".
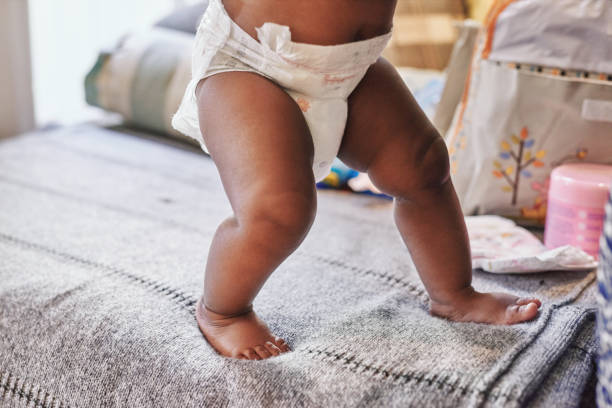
[{"x1": 383, "y1": 0, "x2": 467, "y2": 69}]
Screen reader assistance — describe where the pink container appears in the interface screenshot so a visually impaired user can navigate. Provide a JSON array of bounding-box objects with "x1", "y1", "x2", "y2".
[{"x1": 544, "y1": 163, "x2": 612, "y2": 258}]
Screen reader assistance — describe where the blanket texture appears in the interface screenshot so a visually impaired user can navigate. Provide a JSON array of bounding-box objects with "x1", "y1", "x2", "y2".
[{"x1": 0, "y1": 125, "x2": 597, "y2": 407}]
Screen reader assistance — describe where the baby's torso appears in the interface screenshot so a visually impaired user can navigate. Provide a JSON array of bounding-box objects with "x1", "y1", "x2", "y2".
[{"x1": 221, "y1": 0, "x2": 397, "y2": 45}]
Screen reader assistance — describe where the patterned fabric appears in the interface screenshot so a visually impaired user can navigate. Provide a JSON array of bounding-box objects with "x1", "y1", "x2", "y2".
[
  {"x1": 85, "y1": 28, "x2": 196, "y2": 143},
  {"x1": 597, "y1": 190, "x2": 612, "y2": 407}
]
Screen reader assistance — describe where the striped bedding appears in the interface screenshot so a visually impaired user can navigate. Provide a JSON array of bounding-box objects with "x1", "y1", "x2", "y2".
[{"x1": 598, "y1": 191, "x2": 612, "y2": 406}]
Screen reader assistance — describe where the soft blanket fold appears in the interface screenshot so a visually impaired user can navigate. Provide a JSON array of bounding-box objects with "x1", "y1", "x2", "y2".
[{"x1": 0, "y1": 125, "x2": 597, "y2": 407}]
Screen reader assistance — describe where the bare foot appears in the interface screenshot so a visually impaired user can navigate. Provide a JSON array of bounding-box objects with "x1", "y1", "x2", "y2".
[
  {"x1": 196, "y1": 298, "x2": 291, "y2": 360},
  {"x1": 430, "y1": 287, "x2": 542, "y2": 325}
]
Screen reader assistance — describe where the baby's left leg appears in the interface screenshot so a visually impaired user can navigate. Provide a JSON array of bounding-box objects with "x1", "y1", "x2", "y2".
[{"x1": 339, "y1": 58, "x2": 541, "y2": 324}]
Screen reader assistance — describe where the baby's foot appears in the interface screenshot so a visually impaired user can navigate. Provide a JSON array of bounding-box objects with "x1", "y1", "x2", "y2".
[
  {"x1": 430, "y1": 287, "x2": 542, "y2": 325},
  {"x1": 196, "y1": 298, "x2": 291, "y2": 360}
]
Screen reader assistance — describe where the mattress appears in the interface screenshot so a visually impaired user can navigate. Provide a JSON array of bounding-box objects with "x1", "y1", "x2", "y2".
[{"x1": 0, "y1": 124, "x2": 597, "y2": 407}]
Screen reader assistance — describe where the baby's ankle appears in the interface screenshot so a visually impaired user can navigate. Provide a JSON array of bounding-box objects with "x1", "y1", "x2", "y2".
[
  {"x1": 197, "y1": 298, "x2": 254, "y2": 322},
  {"x1": 428, "y1": 285, "x2": 478, "y2": 307}
]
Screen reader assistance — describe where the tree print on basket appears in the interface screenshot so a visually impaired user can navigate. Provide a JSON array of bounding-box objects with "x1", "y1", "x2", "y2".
[{"x1": 492, "y1": 127, "x2": 546, "y2": 206}]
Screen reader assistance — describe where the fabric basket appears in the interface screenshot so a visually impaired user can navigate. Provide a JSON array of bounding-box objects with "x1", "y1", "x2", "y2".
[{"x1": 446, "y1": 0, "x2": 612, "y2": 225}]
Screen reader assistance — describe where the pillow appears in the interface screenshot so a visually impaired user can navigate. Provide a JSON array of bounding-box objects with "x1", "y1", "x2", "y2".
[
  {"x1": 155, "y1": 2, "x2": 209, "y2": 34},
  {"x1": 85, "y1": 28, "x2": 196, "y2": 143}
]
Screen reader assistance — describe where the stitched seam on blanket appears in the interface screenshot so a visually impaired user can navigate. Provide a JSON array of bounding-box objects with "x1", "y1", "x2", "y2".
[
  {"x1": 0, "y1": 371, "x2": 68, "y2": 408},
  {"x1": 299, "y1": 347, "x2": 478, "y2": 397},
  {"x1": 570, "y1": 343, "x2": 596, "y2": 357},
  {"x1": 299, "y1": 306, "x2": 595, "y2": 404},
  {"x1": 0, "y1": 176, "x2": 413, "y2": 294},
  {"x1": 0, "y1": 233, "x2": 198, "y2": 314},
  {"x1": 297, "y1": 350, "x2": 495, "y2": 401},
  {"x1": 0, "y1": 232, "x2": 422, "y2": 317}
]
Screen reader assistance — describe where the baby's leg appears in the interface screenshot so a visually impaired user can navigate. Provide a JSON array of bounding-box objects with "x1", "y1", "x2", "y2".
[
  {"x1": 339, "y1": 58, "x2": 541, "y2": 324},
  {"x1": 196, "y1": 72, "x2": 317, "y2": 359}
]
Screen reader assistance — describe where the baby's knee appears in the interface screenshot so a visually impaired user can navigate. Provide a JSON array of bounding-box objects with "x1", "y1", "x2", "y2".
[
  {"x1": 241, "y1": 188, "x2": 317, "y2": 249},
  {"x1": 417, "y1": 136, "x2": 451, "y2": 189},
  {"x1": 369, "y1": 131, "x2": 450, "y2": 199}
]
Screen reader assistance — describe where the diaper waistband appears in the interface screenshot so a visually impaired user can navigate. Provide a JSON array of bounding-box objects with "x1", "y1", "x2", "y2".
[{"x1": 203, "y1": 0, "x2": 392, "y2": 73}]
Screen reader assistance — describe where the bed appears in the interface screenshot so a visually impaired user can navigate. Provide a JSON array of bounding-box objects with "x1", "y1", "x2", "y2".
[{"x1": 0, "y1": 123, "x2": 597, "y2": 407}]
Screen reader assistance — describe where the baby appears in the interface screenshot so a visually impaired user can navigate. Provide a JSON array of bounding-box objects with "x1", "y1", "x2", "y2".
[{"x1": 172, "y1": 0, "x2": 542, "y2": 360}]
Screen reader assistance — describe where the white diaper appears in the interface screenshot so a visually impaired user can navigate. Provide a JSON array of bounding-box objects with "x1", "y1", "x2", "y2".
[{"x1": 171, "y1": 0, "x2": 392, "y2": 181}]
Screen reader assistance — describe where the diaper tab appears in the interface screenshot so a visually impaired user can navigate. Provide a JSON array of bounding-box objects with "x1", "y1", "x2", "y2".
[{"x1": 255, "y1": 23, "x2": 293, "y2": 54}]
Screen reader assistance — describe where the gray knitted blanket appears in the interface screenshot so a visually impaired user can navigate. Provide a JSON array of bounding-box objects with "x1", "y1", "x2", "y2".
[{"x1": 0, "y1": 125, "x2": 597, "y2": 407}]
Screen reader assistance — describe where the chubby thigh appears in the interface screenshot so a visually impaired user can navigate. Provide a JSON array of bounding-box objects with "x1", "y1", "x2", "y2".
[{"x1": 195, "y1": 71, "x2": 316, "y2": 212}]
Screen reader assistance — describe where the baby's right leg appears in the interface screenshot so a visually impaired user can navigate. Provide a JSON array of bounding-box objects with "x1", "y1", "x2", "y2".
[{"x1": 195, "y1": 72, "x2": 317, "y2": 360}]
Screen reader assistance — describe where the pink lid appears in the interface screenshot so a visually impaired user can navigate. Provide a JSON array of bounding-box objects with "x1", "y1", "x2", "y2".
[{"x1": 549, "y1": 163, "x2": 612, "y2": 208}]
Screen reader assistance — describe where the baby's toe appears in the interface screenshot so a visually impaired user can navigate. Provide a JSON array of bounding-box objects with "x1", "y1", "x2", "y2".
[
  {"x1": 265, "y1": 341, "x2": 281, "y2": 357},
  {"x1": 274, "y1": 337, "x2": 291, "y2": 352},
  {"x1": 516, "y1": 297, "x2": 542, "y2": 308},
  {"x1": 255, "y1": 345, "x2": 272, "y2": 359},
  {"x1": 506, "y1": 302, "x2": 539, "y2": 324},
  {"x1": 242, "y1": 348, "x2": 261, "y2": 360}
]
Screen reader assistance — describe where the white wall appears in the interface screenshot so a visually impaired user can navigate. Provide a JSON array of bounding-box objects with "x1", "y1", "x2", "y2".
[
  {"x1": 0, "y1": 0, "x2": 35, "y2": 138},
  {"x1": 28, "y1": 0, "x2": 194, "y2": 126}
]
